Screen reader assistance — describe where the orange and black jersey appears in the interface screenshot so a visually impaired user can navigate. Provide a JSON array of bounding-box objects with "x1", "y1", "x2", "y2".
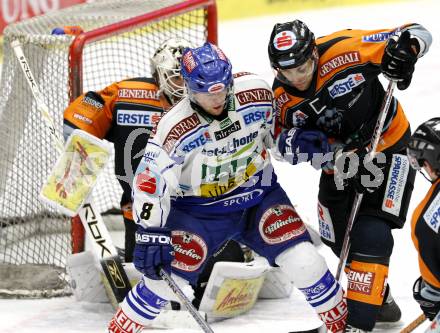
[
  {"x1": 274, "y1": 24, "x2": 431, "y2": 153},
  {"x1": 411, "y1": 179, "x2": 440, "y2": 289},
  {"x1": 64, "y1": 77, "x2": 170, "y2": 205}
]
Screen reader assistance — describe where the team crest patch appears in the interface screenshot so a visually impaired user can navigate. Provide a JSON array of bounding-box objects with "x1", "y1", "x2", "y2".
[
  {"x1": 273, "y1": 30, "x2": 296, "y2": 51},
  {"x1": 423, "y1": 192, "x2": 440, "y2": 233},
  {"x1": 259, "y1": 205, "x2": 306, "y2": 244},
  {"x1": 171, "y1": 231, "x2": 208, "y2": 272}
]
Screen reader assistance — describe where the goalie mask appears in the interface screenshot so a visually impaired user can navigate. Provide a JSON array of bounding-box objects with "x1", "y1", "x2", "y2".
[
  {"x1": 151, "y1": 38, "x2": 193, "y2": 104},
  {"x1": 407, "y1": 117, "x2": 440, "y2": 179}
]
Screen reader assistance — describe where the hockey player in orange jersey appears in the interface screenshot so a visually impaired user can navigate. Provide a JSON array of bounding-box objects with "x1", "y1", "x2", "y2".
[
  {"x1": 63, "y1": 38, "x2": 191, "y2": 262},
  {"x1": 407, "y1": 118, "x2": 440, "y2": 332},
  {"x1": 267, "y1": 20, "x2": 432, "y2": 332}
]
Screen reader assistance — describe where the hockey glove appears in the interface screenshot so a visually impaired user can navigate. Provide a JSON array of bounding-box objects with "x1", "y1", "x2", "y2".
[
  {"x1": 334, "y1": 148, "x2": 386, "y2": 193},
  {"x1": 316, "y1": 107, "x2": 344, "y2": 136},
  {"x1": 133, "y1": 226, "x2": 174, "y2": 280},
  {"x1": 413, "y1": 276, "x2": 440, "y2": 321},
  {"x1": 277, "y1": 128, "x2": 331, "y2": 167},
  {"x1": 381, "y1": 30, "x2": 419, "y2": 90}
]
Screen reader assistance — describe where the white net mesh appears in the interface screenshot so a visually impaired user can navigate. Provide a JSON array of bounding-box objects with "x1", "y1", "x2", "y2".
[{"x1": 0, "y1": 0, "x2": 212, "y2": 297}]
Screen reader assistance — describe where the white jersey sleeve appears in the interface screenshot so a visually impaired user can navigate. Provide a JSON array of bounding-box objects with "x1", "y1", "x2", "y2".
[{"x1": 132, "y1": 101, "x2": 191, "y2": 228}]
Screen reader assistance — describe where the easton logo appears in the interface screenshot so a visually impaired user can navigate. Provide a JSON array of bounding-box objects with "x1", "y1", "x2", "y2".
[{"x1": 320, "y1": 51, "x2": 361, "y2": 77}]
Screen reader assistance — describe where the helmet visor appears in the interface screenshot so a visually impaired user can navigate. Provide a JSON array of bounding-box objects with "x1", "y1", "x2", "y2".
[
  {"x1": 274, "y1": 57, "x2": 315, "y2": 90},
  {"x1": 406, "y1": 147, "x2": 422, "y2": 170}
]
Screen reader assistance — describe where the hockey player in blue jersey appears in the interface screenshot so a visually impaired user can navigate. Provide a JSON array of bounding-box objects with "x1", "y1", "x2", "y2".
[{"x1": 108, "y1": 42, "x2": 348, "y2": 333}]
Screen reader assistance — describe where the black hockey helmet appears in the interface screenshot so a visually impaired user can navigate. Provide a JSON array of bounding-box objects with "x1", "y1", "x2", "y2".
[
  {"x1": 407, "y1": 117, "x2": 440, "y2": 174},
  {"x1": 268, "y1": 20, "x2": 316, "y2": 70}
]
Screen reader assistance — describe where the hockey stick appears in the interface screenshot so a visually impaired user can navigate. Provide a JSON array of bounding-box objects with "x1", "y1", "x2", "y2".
[
  {"x1": 399, "y1": 313, "x2": 426, "y2": 333},
  {"x1": 159, "y1": 268, "x2": 214, "y2": 333},
  {"x1": 11, "y1": 40, "x2": 132, "y2": 306},
  {"x1": 335, "y1": 80, "x2": 396, "y2": 282}
]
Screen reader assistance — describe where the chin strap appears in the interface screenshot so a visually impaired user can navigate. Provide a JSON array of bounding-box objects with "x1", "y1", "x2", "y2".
[{"x1": 418, "y1": 169, "x2": 440, "y2": 184}]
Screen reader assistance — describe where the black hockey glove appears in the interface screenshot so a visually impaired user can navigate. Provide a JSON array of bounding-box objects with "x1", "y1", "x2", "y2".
[
  {"x1": 413, "y1": 276, "x2": 440, "y2": 320},
  {"x1": 316, "y1": 107, "x2": 344, "y2": 136},
  {"x1": 381, "y1": 30, "x2": 420, "y2": 90},
  {"x1": 334, "y1": 147, "x2": 386, "y2": 194}
]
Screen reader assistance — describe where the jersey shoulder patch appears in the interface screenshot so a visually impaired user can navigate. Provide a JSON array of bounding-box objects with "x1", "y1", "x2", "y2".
[
  {"x1": 155, "y1": 99, "x2": 203, "y2": 154},
  {"x1": 423, "y1": 190, "x2": 440, "y2": 233}
]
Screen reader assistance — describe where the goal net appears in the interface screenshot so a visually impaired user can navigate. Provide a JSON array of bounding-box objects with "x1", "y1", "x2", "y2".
[{"x1": 0, "y1": 0, "x2": 217, "y2": 298}]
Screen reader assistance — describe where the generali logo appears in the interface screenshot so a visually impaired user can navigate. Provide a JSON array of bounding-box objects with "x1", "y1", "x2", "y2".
[{"x1": 319, "y1": 51, "x2": 361, "y2": 77}]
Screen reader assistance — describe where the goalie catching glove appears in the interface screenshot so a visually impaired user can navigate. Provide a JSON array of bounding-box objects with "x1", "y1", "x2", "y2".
[{"x1": 134, "y1": 226, "x2": 174, "y2": 280}]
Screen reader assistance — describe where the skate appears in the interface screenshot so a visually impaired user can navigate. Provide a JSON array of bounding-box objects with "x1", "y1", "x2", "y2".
[
  {"x1": 344, "y1": 324, "x2": 367, "y2": 333},
  {"x1": 377, "y1": 286, "x2": 402, "y2": 322}
]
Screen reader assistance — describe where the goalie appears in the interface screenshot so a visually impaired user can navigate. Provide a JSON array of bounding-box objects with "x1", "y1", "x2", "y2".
[{"x1": 63, "y1": 37, "x2": 192, "y2": 262}]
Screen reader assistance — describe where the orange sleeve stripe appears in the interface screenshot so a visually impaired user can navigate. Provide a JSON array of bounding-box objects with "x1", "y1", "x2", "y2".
[
  {"x1": 274, "y1": 87, "x2": 304, "y2": 126},
  {"x1": 419, "y1": 255, "x2": 440, "y2": 289},
  {"x1": 411, "y1": 180, "x2": 440, "y2": 288},
  {"x1": 376, "y1": 103, "x2": 409, "y2": 152}
]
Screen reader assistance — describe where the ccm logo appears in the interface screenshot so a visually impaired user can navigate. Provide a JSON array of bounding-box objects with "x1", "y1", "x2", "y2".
[{"x1": 136, "y1": 234, "x2": 171, "y2": 244}]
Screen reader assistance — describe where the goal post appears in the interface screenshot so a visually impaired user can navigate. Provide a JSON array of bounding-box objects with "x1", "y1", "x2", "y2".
[{"x1": 0, "y1": 0, "x2": 217, "y2": 298}]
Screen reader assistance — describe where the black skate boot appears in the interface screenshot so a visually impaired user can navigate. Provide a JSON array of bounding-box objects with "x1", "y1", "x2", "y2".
[
  {"x1": 344, "y1": 324, "x2": 368, "y2": 333},
  {"x1": 376, "y1": 285, "x2": 402, "y2": 322}
]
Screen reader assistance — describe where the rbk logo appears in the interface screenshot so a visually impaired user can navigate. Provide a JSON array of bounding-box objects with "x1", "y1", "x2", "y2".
[{"x1": 106, "y1": 259, "x2": 127, "y2": 289}]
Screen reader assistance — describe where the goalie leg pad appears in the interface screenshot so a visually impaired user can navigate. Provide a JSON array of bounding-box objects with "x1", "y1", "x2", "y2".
[
  {"x1": 66, "y1": 251, "x2": 108, "y2": 303},
  {"x1": 276, "y1": 242, "x2": 347, "y2": 333}
]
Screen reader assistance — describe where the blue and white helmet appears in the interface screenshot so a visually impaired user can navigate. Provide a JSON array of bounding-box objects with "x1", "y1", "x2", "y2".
[{"x1": 180, "y1": 42, "x2": 233, "y2": 95}]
